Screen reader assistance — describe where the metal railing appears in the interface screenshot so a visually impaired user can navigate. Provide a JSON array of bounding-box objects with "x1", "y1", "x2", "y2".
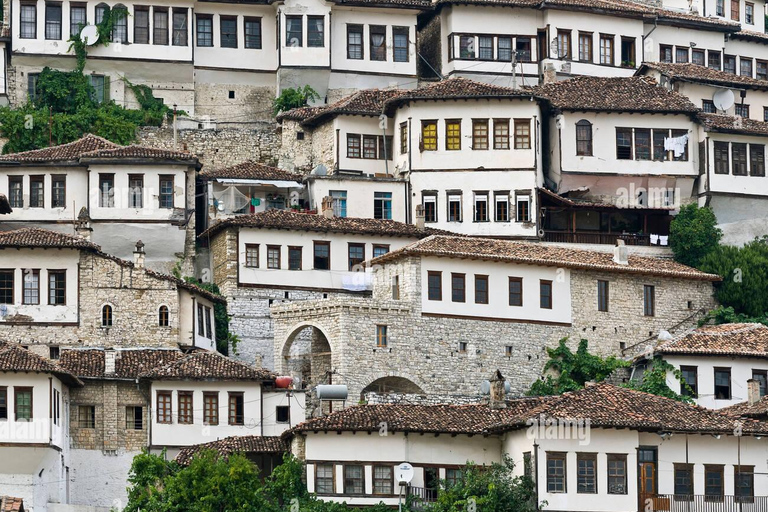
[
  {"x1": 542, "y1": 231, "x2": 652, "y2": 246},
  {"x1": 408, "y1": 485, "x2": 438, "y2": 502},
  {"x1": 649, "y1": 494, "x2": 768, "y2": 512}
]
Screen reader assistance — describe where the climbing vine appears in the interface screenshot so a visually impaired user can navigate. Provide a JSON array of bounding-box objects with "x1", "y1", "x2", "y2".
[{"x1": 624, "y1": 356, "x2": 694, "y2": 403}]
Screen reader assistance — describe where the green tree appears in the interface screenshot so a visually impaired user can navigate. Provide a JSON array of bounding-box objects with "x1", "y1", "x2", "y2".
[
  {"x1": 669, "y1": 203, "x2": 722, "y2": 268},
  {"x1": 698, "y1": 305, "x2": 768, "y2": 326},
  {"x1": 527, "y1": 338, "x2": 628, "y2": 396},
  {"x1": 623, "y1": 357, "x2": 693, "y2": 403},
  {"x1": 273, "y1": 85, "x2": 321, "y2": 115},
  {"x1": 699, "y1": 236, "x2": 768, "y2": 318}
]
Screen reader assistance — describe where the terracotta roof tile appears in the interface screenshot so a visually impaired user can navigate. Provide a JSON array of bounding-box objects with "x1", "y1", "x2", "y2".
[
  {"x1": 281, "y1": 89, "x2": 404, "y2": 126},
  {"x1": 641, "y1": 62, "x2": 768, "y2": 89},
  {"x1": 200, "y1": 209, "x2": 448, "y2": 239},
  {"x1": 200, "y1": 161, "x2": 303, "y2": 182},
  {"x1": 0, "y1": 227, "x2": 100, "y2": 250},
  {"x1": 0, "y1": 134, "x2": 118, "y2": 164},
  {"x1": 0, "y1": 496, "x2": 24, "y2": 512},
  {"x1": 139, "y1": 351, "x2": 275, "y2": 381},
  {"x1": 175, "y1": 436, "x2": 288, "y2": 465},
  {"x1": 371, "y1": 235, "x2": 721, "y2": 281},
  {"x1": 722, "y1": 396, "x2": 768, "y2": 418},
  {"x1": 536, "y1": 76, "x2": 698, "y2": 113},
  {"x1": 654, "y1": 323, "x2": 768, "y2": 357},
  {"x1": 330, "y1": 0, "x2": 432, "y2": 8},
  {"x1": 0, "y1": 195, "x2": 12, "y2": 214},
  {"x1": 79, "y1": 145, "x2": 198, "y2": 163},
  {"x1": 0, "y1": 342, "x2": 82, "y2": 387},
  {"x1": 58, "y1": 348, "x2": 185, "y2": 379},
  {"x1": 276, "y1": 105, "x2": 326, "y2": 122},
  {"x1": 652, "y1": 8, "x2": 740, "y2": 29},
  {"x1": 732, "y1": 29, "x2": 768, "y2": 43},
  {"x1": 697, "y1": 113, "x2": 768, "y2": 137}
]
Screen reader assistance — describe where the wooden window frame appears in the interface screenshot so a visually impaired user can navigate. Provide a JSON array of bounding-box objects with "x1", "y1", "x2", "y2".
[
  {"x1": 48, "y1": 269, "x2": 66, "y2": 306},
  {"x1": 474, "y1": 275, "x2": 489, "y2": 305},
  {"x1": 546, "y1": 452, "x2": 567, "y2": 493},
  {"x1": 577, "y1": 453, "x2": 598, "y2": 494},
  {"x1": 288, "y1": 246, "x2": 302, "y2": 271},
  {"x1": 705, "y1": 465, "x2": 724, "y2": 501},
  {"x1": 714, "y1": 367, "x2": 732, "y2": 400},
  {"x1": 228, "y1": 391, "x2": 244, "y2": 426},
  {"x1": 22, "y1": 269, "x2": 40, "y2": 305},
  {"x1": 451, "y1": 273, "x2": 466, "y2": 303},
  {"x1": 203, "y1": 391, "x2": 219, "y2": 426},
  {"x1": 643, "y1": 284, "x2": 655, "y2": 317},
  {"x1": 472, "y1": 119, "x2": 489, "y2": 150},
  {"x1": 313, "y1": 241, "x2": 331, "y2": 270},
  {"x1": 245, "y1": 244, "x2": 259, "y2": 268},
  {"x1": 445, "y1": 119, "x2": 461, "y2": 151},
  {"x1": 348, "y1": 243, "x2": 365, "y2": 271},
  {"x1": 540, "y1": 279, "x2": 553, "y2": 309},
  {"x1": 509, "y1": 277, "x2": 523, "y2": 307},
  {"x1": 421, "y1": 120, "x2": 438, "y2": 151},
  {"x1": 373, "y1": 465, "x2": 394, "y2": 495},
  {"x1": 29, "y1": 175, "x2": 44, "y2": 208},
  {"x1": 267, "y1": 245, "x2": 281, "y2": 269},
  {"x1": 177, "y1": 391, "x2": 193, "y2": 425},
  {"x1": 344, "y1": 464, "x2": 365, "y2": 495},
  {"x1": 493, "y1": 118, "x2": 510, "y2": 150},
  {"x1": 597, "y1": 279, "x2": 609, "y2": 312},
  {"x1": 674, "y1": 463, "x2": 694, "y2": 499},
  {"x1": 0, "y1": 269, "x2": 14, "y2": 305},
  {"x1": 607, "y1": 454, "x2": 628, "y2": 495},
  {"x1": 315, "y1": 463, "x2": 336, "y2": 495},
  {"x1": 514, "y1": 119, "x2": 531, "y2": 149},
  {"x1": 680, "y1": 365, "x2": 698, "y2": 397},
  {"x1": 14, "y1": 387, "x2": 33, "y2": 421},
  {"x1": 157, "y1": 391, "x2": 172, "y2": 424},
  {"x1": 427, "y1": 271, "x2": 442, "y2": 301},
  {"x1": 376, "y1": 324, "x2": 387, "y2": 347},
  {"x1": 578, "y1": 31, "x2": 593, "y2": 62}
]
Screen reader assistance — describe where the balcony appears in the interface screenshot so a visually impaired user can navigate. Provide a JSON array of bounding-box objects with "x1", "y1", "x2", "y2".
[
  {"x1": 651, "y1": 494, "x2": 768, "y2": 512},
  {"x1": 408, "y1": 486, "x2": 437, "y2": 503},
  {"x1": 542, "y1": 231, "x2": 651, "y2": 246}
]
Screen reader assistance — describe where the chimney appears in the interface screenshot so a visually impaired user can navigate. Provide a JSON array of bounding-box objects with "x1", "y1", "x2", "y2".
[
  {"x1": 321, "y1": 196, "x2": 335, "y2": 219},
  {"x1": 104, "y1": 349, "x2": 116, "y2": 376},
  {"x1": 542, "y1": 62, "x2": 557, "y2": 84},
  {"x1": 415, "y1": 204, "x2": 425, "y2": 230},
  {"x1": 613, "y1": 239, "x2": 628, "y2": 265},
  {"x1": 489, "y1": 370, "x2": 507, "y2": 410},
  {"x1": 133, "y1": 240, "x2": 146, "y2": 268},
  {"x1": 75, "y1": 207, "x2": 93, "y2": 241},
  {"x1": 747, "y1": 378, "x2": 760, "y2": 406}
]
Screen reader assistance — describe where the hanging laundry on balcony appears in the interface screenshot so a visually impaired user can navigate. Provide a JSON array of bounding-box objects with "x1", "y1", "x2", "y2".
[{"x1": 664, "y1": 134, "x2": 689, "y2": 157}]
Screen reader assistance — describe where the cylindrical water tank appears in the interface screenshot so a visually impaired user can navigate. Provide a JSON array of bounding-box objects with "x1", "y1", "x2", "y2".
[{"x1": 316, "y1": 384, "x2": 349, "y2": 400}]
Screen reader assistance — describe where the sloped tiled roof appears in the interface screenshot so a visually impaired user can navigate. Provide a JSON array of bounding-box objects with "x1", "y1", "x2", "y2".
[
  {"x1": 279, "y1": 89, "x2": 403, "y2": 126},
  {"x1": 536, "y1": 76, "x2": 698, "y2": 113},
  {"x1": 0, "y1": 227, "x2": 100, "y2": 250},
  {"x1": 0, "y1": 342, "x2": 83, "y2": 387},
  {"x1": 371, "y1": 235, "x2": 721, "y2": 281},
  {"x1": 722, "y1": 396, "x2": 768, "y2": 418},
  {"x1": 653, "y1": 323, "x2": 768, "y2": 357},
  {"x1": 732, "y1": 29, "x2": 768, "y2": 43},
  {"x1": 697, "y1": 113, "x2": 768, "y2": 137},
  {"x1": 175, "y1": 436, "x2": 288, "y2": 465},
  {"x1": 200, "y1": 161, "x2": 303, "y2": 182},
  {"x1": 0, "y1": 134, "x2": 118, "y2": 164},
  {"x1": 58, "y1": 348, "x2": 185, "y2": 379},
  {"x1": 79, "y1": 145, "x2": 198, "y2": 163},
  {"x1": 292, "y1": 383, "x2": 767, "y2": 436},
  {"x1": 640, "y1": 62, "x2": 768, "y2": 90},
  {"x1": 201, "y1": 209, "x2": 447, "y2": 239},
  {"x1": 139, "y1": 351, "x2": 275, "y2": 381},
  {"x1": 0, "y1": 496, "x2": 24, "y2": 512},
  {"x1": 329, "y1": 0, "x2": 432, "y2": 8}
]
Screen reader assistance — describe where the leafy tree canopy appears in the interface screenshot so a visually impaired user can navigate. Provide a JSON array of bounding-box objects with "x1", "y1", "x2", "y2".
[
  {"x1": 623, "y1": 357, "x2": 693, "y2": 403},
  {"x1": 669, "y1": 203, "x2": 722, "y2": 268},
  {"x1": 698, "y1": 305, "x2": 768, "y2": 326},
  {"x1": 273, "y1": 85, "x2": 321, "y2": 116}
]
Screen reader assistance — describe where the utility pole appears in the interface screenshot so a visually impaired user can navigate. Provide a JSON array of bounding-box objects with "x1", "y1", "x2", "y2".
[{"x1": 173, "y1": 104, "x2": 178, "y2": 149}]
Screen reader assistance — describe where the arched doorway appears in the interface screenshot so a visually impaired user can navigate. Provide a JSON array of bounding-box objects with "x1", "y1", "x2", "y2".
[
  {"x1": 281, "y1": 323, "x2": 333, "y2": 389},
  {"x1": 361, "y1": 376, "x2": 425, "y2": 400}
]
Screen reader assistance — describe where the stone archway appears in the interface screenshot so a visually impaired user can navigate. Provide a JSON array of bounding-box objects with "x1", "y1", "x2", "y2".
[
  {"x1": 280, "y1": 323, "x2": 334, "y2": 389},
  {"x1": 361, "y1": 376, "x2": 426, "y2": 400}
]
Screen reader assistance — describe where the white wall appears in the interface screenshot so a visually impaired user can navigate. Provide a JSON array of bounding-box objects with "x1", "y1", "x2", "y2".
[
  {"x1": 335, "y1": 116, "x2": 396, "y2": 176},
  {"x1": 644, "y1": 26, "x2": 726, "y2": 66},
  {"x1": 278, "y1": 0, "x2": 331, "y2": 68},
  {"x1": 419, "y1": 256, "x2": 572, "y2": 325},
  {"x1": 704, "y1": 133, "x2": 768, "y2": 197},
  {"x1": 179, "y1": 290, "x2": 217, "y2": 351},
  {"x1": 0, "y1": 372, "x2": 66, "y2": 448},
  {"x1": 69, "y1": 449, "x2": 140, "y2": 510},
  {"x1": 261, "y1": 389, "x2": 305, "y2": 436},
  {"x1": 676, "y1": 80, "x2": 768, "y2": 121},
  {"x1": 0, "y1": 167, "x2": 88, "y2": 222},
  {"x1": 307, "y1": 176, "x2": 407, "y2": 223},
  {"x1": 0, "y1": 248, "x2": 79, "y2": 324}
]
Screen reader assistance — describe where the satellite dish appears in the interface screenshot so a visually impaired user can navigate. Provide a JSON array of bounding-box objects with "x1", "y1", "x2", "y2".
[
  {"x1": 396, "y1": 463, "x2": 414, "y2": 484},
  {"x1": 658, "y1": 330, "x2": 673, "y2": 342},
  {"x1": 80, "y1": 25, "x2": 99, "y2": 46},
  {"x1": 311, "y1": 164, "x2": 327, "y2": 176},
  {"x1": 712, "y1": 89, "x2": 735, "y2": 112}
]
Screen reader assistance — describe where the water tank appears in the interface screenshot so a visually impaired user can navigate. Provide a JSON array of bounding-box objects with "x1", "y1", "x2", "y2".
[
  {"x1": 316, "y1": 384, "x2": 348, "y2": 400},
  {"x1": 275, "y1": 376, "x2": 293, "y2": 389}
]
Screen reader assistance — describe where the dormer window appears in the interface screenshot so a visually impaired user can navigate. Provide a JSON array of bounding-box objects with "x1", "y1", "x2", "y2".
[{"x1": 102, "y1": 304, "x2": 113, "y2": 327}]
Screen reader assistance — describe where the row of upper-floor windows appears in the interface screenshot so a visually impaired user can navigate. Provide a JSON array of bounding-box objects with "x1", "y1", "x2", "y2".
[
  {"x1": 329, "y1": 190, "x2": 394, "y2": 220},
  {"x1": 345, "y1": 134, "x2": 393, "y2": 161},
  {"x1": 0, "y1": 268, "x2": 66, "y2": 305},
  {"x1": 614, "y1": 127, "x2": 690, "y2": 162},
  {"x1": 99, "y1": 304, "x2": 172, "y2": 328},
  {"x1": 660, "y1": 45, "x2": 768, "y2": 79},
  {"x1": 714, "y1": 0, "x2": 758, "y2": 25},
  {"x1": 713, "y1": 141, "x2": 766, "y2": 176},
  {"x1": 404, "y1": 118, "x2": 531, "y2": 153},
  {"x1": 154, "y1": 389, "x2": 291, "y2": 425},
  {"x1": 0, "y1": 386, "x2": 38, "y2": 422},
  {"x1": 421, "y1": 190, "x2": 531, "y2": 223},
  {"x1": 679, "y1": 365, "x2": 768, "y2": 400},
  {"x1": 72, "y1": 404, "x2": 144, "y2": 430},
  {"x1": 314, "y1": 462, "x2": 467, "y2": 495},
  {"x1": 243, "y1": 242, "x2": 390, "y2": 271}
]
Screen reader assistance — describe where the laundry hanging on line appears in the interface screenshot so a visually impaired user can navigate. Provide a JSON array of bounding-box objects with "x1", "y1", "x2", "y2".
[{"x1": 664, "y1": 134, "x2": 689, "y2": 157}]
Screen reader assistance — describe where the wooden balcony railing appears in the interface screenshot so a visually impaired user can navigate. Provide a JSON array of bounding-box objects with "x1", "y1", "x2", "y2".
[
  {"x1": 407, "y1": 485, "x2": 438, "y2": 503},
  {"x1": 542, "y1": 231, "x2": 652, "y2": 246},
  {"x1": 649, "y1": 494, "x2": 768, "y2": 512}
]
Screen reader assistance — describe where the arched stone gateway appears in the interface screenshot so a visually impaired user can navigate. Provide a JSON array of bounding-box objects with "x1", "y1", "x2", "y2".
[
  {"x1": 280, "y1": 322, "x2": 334, "y2": 389},
  {"x1": 361, "y1": 376, "x2": 425, "y2": 398}
]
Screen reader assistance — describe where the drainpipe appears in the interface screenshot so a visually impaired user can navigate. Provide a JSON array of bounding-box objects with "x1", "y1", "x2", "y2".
[
  {"x1": 533, "y1": 442, "x2": 540, "y2": 510},
  {"x1": 49, "y1": 377, "x2": 53, "y2": 446},
  {"x1": 136, "y1": 379, "x2": 152, "y2": 452}
]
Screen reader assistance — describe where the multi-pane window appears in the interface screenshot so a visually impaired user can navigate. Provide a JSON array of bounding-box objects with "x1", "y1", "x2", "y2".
[
  {"x1": 472, "y1": 119, "x2": 489, "y2": 150},
  {"x1": 376, "y1": 325, "x2": 387, "y2": 347},
  {"x1": 363, "y1": 135, "x2": 377, "y2": 159},
  {"x1": 428, "y1": 271, "x2": 442, "y2": 300},
  {"x1": 347, "y1": 134, "x2": 361, "y2": 158},
  {"x1": 635, "y1": 128, "x2": 651, "y2": 160},
  {"x1": 204, "y1": 306, "x2": 212, "y2": 339},
  {"x1": 197, "y1": 303, "x2": 205, "y2": 336},
  {"x1": 460, "y1": 35, "x2": 474, "y2": 59},
  {"x1": 393, "y1": 27, "x2": 409, "y2": 62},
  {"x1": 126, "y1": 406, "x2": 143, "y2": 430},
  {"x1": 579, "y1": 32, "x2": 592, "y2": 62},
  {"x1": 228, "y1": 392, "x2": 244, "y2": 425},
  {"x1": 709, "y1": 51, "x2": 721, "y2": 69},
  {"x1": 597, "y1": 280, "x2": 609, "y2": 312},
  {"x1": 736, "y1": 104, "x2": 750, "y2": 118},
  {"x1": 474, "y1": 193, "x2": 488, "y2": 222},
  {"x1": 498, "y1": 37, "x2": 512, "y2": 61},
  {"x1": 158, "y1": 305, "x2": 169, "y2": 327},
  {"x1": 400, "y1": 123, "x2": 408, "y2": 154},
  {"x1": 157, "y1": 391, "x2": 172, "y2": 423},
  {"x1": 0, "y1": 388, "x2": 7, "y2": 420},
  {"x1": 714, "y1": 141, "x2": 729, "y2": 174},
  {"x1": 509, "y1": 277, "x2": 523, "y2": 306},
  {"x1": 314, "y1": 242, "x2": 330, "y2": 270},
  {"x1": 421, "y1": 121, "x2": 437, "y2": 151},
  {"x1": 244, "y1": 17, "x2": 262, "y2": 49},
  {"x1": 373, "y1": 466, "x2": 393, "y2": 494},
  {"x1": 48, "y1": 270, "x2": 66, "y2": 305},
  {"x1": 448, "y1": 194, "x2": 462, "y2": 222},
  {"x1": 714, "y1": 368, "x2": 731, "y2": 399},
  {"x1": 23, "y1": 269, "x2": 40, "y2": 305},
  {"x1": 134, "y1": 6, "x2": 150, "y2": 44},
  {"x1": 716, "y1": 0, "x2": 725, "y2": 15},
  {"x1": 196, "y1": 15, "x2": 213, "y2": 47},
  {"x1": 129, "y1": 174, "x2": 144, "y2": 208},
  {"x1": 221, "y1": 16, "x2": 237, "y2": 48},
  {"x1": 45, "y1": 2, "x2": 63, "y2": 40},
  {"x1": 493, "y1": 119, "x2": 509, "y2": 149},
  {"x1": 540, "y1": 280, "x2": 552, "y2": 309},
  {"x1": 577, "y1": 453, "x2": 597, "y2": 494},
  {"x1": 660, "y1": 45, "x2": 673, "y2": 63},
  {"x1": 9, "y1": 177, "x2": 23, "y2": 208},
  {"x1": 29, "y1": 176, "x2": 44, "y2": 208},
  {"x1": 370, "y1": 25, "x2": 386, "y2": 61},
  {"x1": 547, "y1": 453, "x2": 566, "y2": 493},
  {"x1": 203, "y1": 392, "x2": 218, "y2": 425},
  {"x1": 692, "y1": 49, "x2": 705, "y2": 65},
  {"x1": 288, "y1": 246, "x2": 302, "y2": 270},
  {"x1": 70, "y1": 3, "x2": 86, "y2": 36},
  {"x1": 178, "y1": 391, "x2": 193, "y2": 424},
  {"x1": 705, "y1": 465, "x2": 724, "y2": 501},
  {"x1": 446, "y1": 120, "x2": 461, "y2": 150},
  {"x1": 307, "y1": 16, "x2": 324, "y2": 47},
  {"x1": 516, "y1": 194, "x2": 530, "y2": 222},
  {"x1": 732, "y1": 143, "x2": 748, "y2": 175},
  {"x1": 451, "y1": 273, "x2": 466, "y2": 303},
  {"x1": 752, "y1": 370, "x2": 767, "y2": 396},
  {"x1": 154, "y1": 7, "x2": 169, "y2": 45},
  {"x1": 599, "y1": 34, "x2": 613, "y2": 65},
  {"x1": 286, "y1": 16, "x2": 302, "y2": 47},
  {"x1": 373, "y1": 245, "x2": 389, "y2": 258},
  {"x1": 20, "y1": 3, "x2": 37, "y2": 38},
  {"x1": 741, "y1": 58, "x2": 753, "y2": 77},
  {"x1": 735, "y1": 466, "x2": 754, "y2": 501},
  {"x1": 344, "y1": 465, "x2": 364, "y2": 495},
  {"x1": 475, "y1": 275, "x2": 488, "y2": 304},
  {"x1": 90, "y1": 75, "x2": 109, "y2": 104},
  {"x1": 731, "y1": 0, "x2": 740, "y2": 20},
  {"x1": 607, "y1": 454, "x2": 627, "y2": 494},
  {"x1": 377, "y1": 136, "x2": 393, "y2": 160},
  {"x1": 13, "y1": 388, "x2": 33, "y2": 421},
  {"x1": 348, "y1": 243, "x2": 364, "y2": 271},
  {"x1": 347, "y1": 24, "x2": 363, "y2": 59},
  {"x1": 725, "y1": 55, "x2": 737, "y2": 74},
  {"x1": 557, "y1": 30, "x2": 571, "y2": 59},
  {"x1": 516, "y1": 37, "x2": 532, "y2": 61},
  {"x1": 676, "y1": 47, "x2": 689, "y2": 63},
  {"x1": 77, "y1": 405, "x2": 95, "y2": 428},
  {"x1": 111, "y1": 6, "x2": 128, "y2": 43},
  {"x1": 316, "y1": 464, "x2": 334, "y2": 494},
  {"x1": 330, "y1": 190, "x2": 347, "y2": 217},
  {"x1": 576, "y1": 120, "x2": 592, "y2": 156},
  {"x1": 746, "y1": 2, "x2": 754, "y2": 23},
  {"x1": 423, "y1": 195, "x2": 437, "y2": 223},
  {"x1": 643, "y1": 284, "x2": 655, "y2": 316},
  {"x1": 514, "y1": 119, "x2": 530, "y2": 149},
  {"x1": 102, "y1": 304, "x2": 113, "y2": 327},
  {"x1": 172, "y1": 9, "x2": 188, "y2": 46},
  {"x1": 0, "y1": 270, "x2": 13, "y2": 305},
  {"x1": 674, "y1": 464, "x2": 693, "y2": 498},
  {"x1": 758, "y1": 61, "x2": 768, "y2": 80},
  {"x1": 478, "y1": 36, "x2": 493, "y2": 60},
  {"x1": 391, "y1": 274, "x2": 400, "y2": 300},
  {"x1": 702, "y1": 100, "x2": 716, "y2": 113},
  {"x1": 680, "y1": 366, "x2": 698, "y2": 397},
  {"x1": 267, "y1": 245, "x2": 281, "y2": 269},
  {"x1": 495, "y1": 193, "x2": 509, "y2": 221},
  {"x1": 245, "y1": 244, "x2": 259, "y2": 267},
  {"x1": 374, "y1": 192, "x2": 392, "y2": 220}
]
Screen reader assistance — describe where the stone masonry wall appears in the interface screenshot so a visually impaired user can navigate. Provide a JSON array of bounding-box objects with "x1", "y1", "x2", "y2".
[{"x1": 278, "y1": 118, "x2": 335, "y2": 174}]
